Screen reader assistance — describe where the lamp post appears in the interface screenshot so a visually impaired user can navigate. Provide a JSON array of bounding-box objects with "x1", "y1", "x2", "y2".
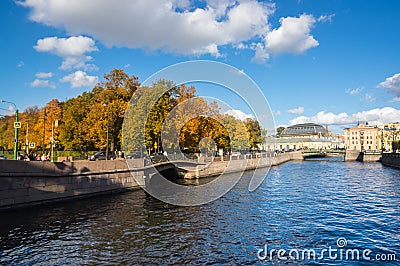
[{"x1": 1, "y1": 100, "x2": 18, "y2": 160}]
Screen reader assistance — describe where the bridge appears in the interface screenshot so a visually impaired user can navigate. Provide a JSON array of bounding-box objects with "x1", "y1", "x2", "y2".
[{"x1": 302, "y1": 149, "x2": 345, "y2": 159}]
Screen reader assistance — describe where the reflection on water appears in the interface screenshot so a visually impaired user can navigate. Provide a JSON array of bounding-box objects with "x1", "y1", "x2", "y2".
[{"x1": 0, "y1": 159, "x2": 399, "y2": 265}]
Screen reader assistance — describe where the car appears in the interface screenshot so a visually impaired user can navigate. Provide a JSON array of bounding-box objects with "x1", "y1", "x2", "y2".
[
  {"x1": 89, "y1": 151, "x2": 116, "y2": 161},
  {"x1": 0, "y1": 155, "x2": 6, "y2": 160},
  {"x1": 126, "y1": 151, "x2": 142, "y2": 159}
]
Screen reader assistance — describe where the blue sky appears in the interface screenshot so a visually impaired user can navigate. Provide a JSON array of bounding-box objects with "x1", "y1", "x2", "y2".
[{"x1": 1, "y1": 0, "x2": 400, "y2": 133}]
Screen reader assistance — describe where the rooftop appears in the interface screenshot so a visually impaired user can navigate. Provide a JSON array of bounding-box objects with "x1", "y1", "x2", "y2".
[{"x1": 281, "y1": 123, "x2": 328, "y2": 137}]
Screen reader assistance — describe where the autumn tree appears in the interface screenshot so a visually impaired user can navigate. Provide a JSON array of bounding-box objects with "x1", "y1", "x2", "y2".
[
  {"x1": 19, "y1": 106, "x2": 40, "y2": 152},
  {"x1": 32, "y1": 99, "x2": 63, "y2": 152},
  {"x1": 60, "y1": 69, "x2": 139, "y2": 152},
  {"x1": 59, "y1": 92, "x2": 95, "y2": 151},
  {"x1": 0, "y1": 115, "x2": 13, "y2": 151}
]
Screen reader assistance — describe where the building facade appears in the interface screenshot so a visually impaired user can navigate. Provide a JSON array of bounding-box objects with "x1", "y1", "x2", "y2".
[
  {"x1": 270, "y1": 123, "x2": 344, "y2": 151},
  {"x1": 378, "y1": 122, "x2": 400, "y2": 152},
  {"x1": 344, "y1": 123, "x2": 379, "y2": 151}
]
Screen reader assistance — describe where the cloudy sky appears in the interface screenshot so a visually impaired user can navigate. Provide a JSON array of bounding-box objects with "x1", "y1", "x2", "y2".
[{"x1": 1, "y1": 0, "x2": 399, "y2": 132}]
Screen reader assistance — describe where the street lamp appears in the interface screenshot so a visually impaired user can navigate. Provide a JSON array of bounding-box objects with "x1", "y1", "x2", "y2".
[{"x1": 0, "y1": 100, "x2": 18, "y2": 160}]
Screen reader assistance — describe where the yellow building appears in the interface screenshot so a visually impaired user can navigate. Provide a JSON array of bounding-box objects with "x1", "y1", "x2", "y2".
[
  {"x1": 378, "y1": 122, "x2": 400, "y2": 152},
  {"x1": 344, "y1": 123, "x2": 379, "y2": 151}
]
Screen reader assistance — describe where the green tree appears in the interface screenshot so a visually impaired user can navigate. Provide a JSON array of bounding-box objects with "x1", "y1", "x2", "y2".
[
  {"x1": 219, "y1": 114, "x2": 249, "y2": 151},
  {"x1": 123, "y1": 80, "x2": 175, "y2": 154},
  {"x1": 392, "y1": 140, "x2": 399, "y2": 152},
  {"x1": 277, "y1": 126, "x2": 285, "y2": 136},
  {"x1": 244, "y1": 118, "x2": 263, "y2": 150}
]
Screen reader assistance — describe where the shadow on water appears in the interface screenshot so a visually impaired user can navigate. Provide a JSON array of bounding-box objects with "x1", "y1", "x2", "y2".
[{"x1": 304, "y1": 156, "x2": 345, "y2": 162}]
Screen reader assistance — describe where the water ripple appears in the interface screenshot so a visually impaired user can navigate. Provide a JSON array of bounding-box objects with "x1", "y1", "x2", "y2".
[{"x1": 0, "y1": 160, "x2": 399, "y2": 265}]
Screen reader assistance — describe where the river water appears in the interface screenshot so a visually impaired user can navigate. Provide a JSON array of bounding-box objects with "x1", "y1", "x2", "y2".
[{"x1": 1, "y1": 159, "x2": 399, "y2": 265}]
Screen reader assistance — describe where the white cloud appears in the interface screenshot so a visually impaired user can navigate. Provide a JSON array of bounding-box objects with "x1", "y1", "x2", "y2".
[
  {"x1": 30, "y1": 79, "x2": 56, "y2": 89},
  {"x1": 274, "y1": 110, "x2": 281, "y2": 116},
  {"x1": 60, "y1": 71, "x2": 98, "y2": 88},
  {"x1": 378, "y1": 73, "x2": 400, "y2": 98},
  {"x1": 287, "y1": 106, "x2": 304, "y2": 114},
  {"x1": 289, "y1": 107, "x2": 400, "y2": 126},
  {"x1": 317, "y1": 14, "x2": 335, "y2": 23},
  {"x1": 34, "y1": 36, "x2": 97, "y2": 57},
  {"x1": 252, "y1": 43, "x2": 269, "y2": 64},
  {"x1": 35, "y1": 72, "x2": 53, "y2": 78},
  {"x1": 21, "y1": 1, "x2": 328, "y2": 62},
  {"x1": 265, "y1": 14, "x2": 319, "y2": 55},
  {"x1": 34, "y1": 36, "x2": 98, "y2": 70},
  {"x1": 345, "y1": 87, "x2": 363, "y2": 95},
  {"x1": 236, "y1": 43, "x2": 248, "y2": 49},
  {"x1": 364, "y1": 93, "x2": 376, "y2": 102},
  {"x1": 225, "y1": 109, "x2": 254, "y2": 121},
  {"x1": 22, "y1": 0, "x2": 274, "y2": 57},
  {"x1": 17, "y1": 61, "x2": 24, "y2": 68},
  {"x1": 392, "y1": 97, "x2": 400, "y2": 102}
]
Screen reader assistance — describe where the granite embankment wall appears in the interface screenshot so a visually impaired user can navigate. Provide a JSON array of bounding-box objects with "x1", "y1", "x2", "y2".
[
  {"x1": 0, "y1": 159, "x2": 144, "y2": 211},
  {"x1": 344, "y1": 150, "x2": 360, "y2": 161},
  {"x1": 184, "y1": 151, "x2": 303, "y2": 178},
  {"x1": 0, "y1": 152, "x2": 303, "y2": 210},
  {"x1": 344, "y1": 150, "x2": 382, "y2": 162},
  {"x1": 380, "y1": 153, "x2": 400, "y2": 169}
]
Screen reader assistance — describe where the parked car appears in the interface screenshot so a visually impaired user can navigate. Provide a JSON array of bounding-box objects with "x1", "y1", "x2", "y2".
[
  {"x1": 89, "y1": 151, "x2": 116, "y2": 161},
  {"x1": 126, "y1": 151, "x2": 142, "y2": 159},
  {"x1": 150, "y1": 153, "x2": 168, "y2": 163},
  {"x1": 0, "y1": 155, "x2": 6, "y2": 160}
]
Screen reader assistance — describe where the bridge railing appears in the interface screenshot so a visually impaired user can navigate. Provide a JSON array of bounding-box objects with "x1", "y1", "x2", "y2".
[
  {"x1": 302, "y1": 149, "x2": 345, "y2": 154},
  {"x1": 155, "y1": 151, "x2": 293, "y2": 164}
]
